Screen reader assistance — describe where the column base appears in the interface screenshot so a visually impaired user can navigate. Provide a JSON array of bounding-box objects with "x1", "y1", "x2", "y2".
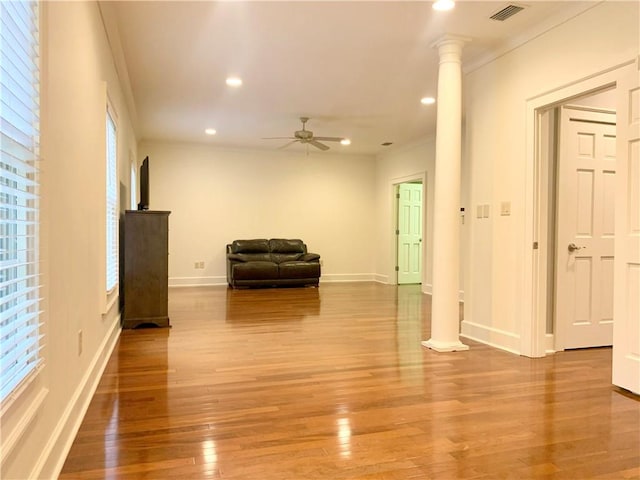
[{"x1": 421, "y1": 339, "x2": 469, "y2": 352}]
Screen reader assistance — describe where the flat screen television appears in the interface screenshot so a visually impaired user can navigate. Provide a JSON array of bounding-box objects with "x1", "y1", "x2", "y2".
[{"x1": 137, "y1": 156, "x2": 149, "y2": 210}]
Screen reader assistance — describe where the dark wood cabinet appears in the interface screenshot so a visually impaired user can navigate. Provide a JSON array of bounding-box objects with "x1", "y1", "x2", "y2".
[{"x1": 122, "y1": 210, "x2": 171, "y2": 329}]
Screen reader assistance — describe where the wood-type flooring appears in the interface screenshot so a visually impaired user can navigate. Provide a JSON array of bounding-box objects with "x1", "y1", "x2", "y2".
[{"x1": 60, "y1": 283, "x2": 639, "y2": 479}]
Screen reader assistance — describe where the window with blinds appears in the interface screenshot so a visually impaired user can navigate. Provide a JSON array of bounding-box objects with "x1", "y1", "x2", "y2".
[
  {"x1": 106, "y1": 109, "x2": 117, "y2": 292},
  {"x1": 0, "y1": 1, "x2": 42, "y2": 404}
]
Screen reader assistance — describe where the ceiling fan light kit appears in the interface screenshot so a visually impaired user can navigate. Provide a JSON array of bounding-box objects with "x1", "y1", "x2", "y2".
[{"x1": 263, "y1": 117, "x2": 347, "y2": 151}]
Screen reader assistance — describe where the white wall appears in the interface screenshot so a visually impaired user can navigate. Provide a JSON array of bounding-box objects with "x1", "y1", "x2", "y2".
[
  {"x1": 139, "y1": 142, "x2": 377, "y2": 285},
  {"x1": 375, "y1": 135, "x2": 469, "y2": 297},
  {"x1": 0, "y1": 2, "x2": 137, "y2": 479},
  {"x1": 461, "y1": 1, "x2": 639, "y2": 353},
  {"x1": 375, "y1": 138, "x2": 434, "y2": 289}
]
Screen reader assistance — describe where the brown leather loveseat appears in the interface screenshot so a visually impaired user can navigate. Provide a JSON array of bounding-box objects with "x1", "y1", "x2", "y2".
[{"x1": 226, "y1": 239, "x2": 321, "y2": 288}]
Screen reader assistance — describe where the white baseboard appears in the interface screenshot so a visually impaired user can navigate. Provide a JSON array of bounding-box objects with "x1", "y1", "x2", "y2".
[
  {"x1": 320, "y1": 273, "x2": 376, "y2": 283},
  {"x1": 373, "y1": 274, "x2": 390, "y2": 284},
  {"x1": 460, "y1": 319, "x2": 521, "y2": 355},
  {"x1": 169, "y1": 275, "x2": 227, "y2": 287},
  {"x1": 545, "y1": 333, "x2": 556, "y2": 354},
  {"x1": 420, "y1": 284, "x2": 464, "y2": 302},
  {"x1": 169, "y1": 274, "x2": 380, "y2": 287},
  {"x1": 35, "y1": 315, "x2": 122, "y2": 480}
]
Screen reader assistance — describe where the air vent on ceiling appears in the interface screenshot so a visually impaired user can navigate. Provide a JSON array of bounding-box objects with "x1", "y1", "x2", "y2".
[{"x1": 490, "y1": 4, "x2": 525, "y2": 21}]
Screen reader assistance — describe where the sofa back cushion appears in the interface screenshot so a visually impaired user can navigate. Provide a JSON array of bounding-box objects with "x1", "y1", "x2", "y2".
[
  {"x1": 269, "y1": 239, "x2": 306, "y2": 264},
  {"x1": 231, "y1": 239, "x2": 270, "y2": 254},
  {"x1": 269, "y1": 239, "x2": 306, "y2": 254}
]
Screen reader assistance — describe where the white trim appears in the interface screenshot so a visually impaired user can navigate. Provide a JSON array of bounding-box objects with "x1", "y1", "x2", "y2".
[
  {"x1": 321, "y1": 273, "x2": 376, "y2": 283},
  {"x1": 169, "y1": 276, "x2": 227, "y2": 287},
  {"x1": 373, "y1": 274, "x2": 390, "y2": 284},
  {"x1": 460, "y1": 320, "x2": 521, "y2": 355},
  {"x1": 33, "y1": 316, "x2": 122, "y2": 480},
  {"x1": 0, "y1": 387, "x2": 48, "y2": 465},
  {"x1": 421, "y1": 339, "x2": 469, "y2": 352},
  {"x1": 102, "y1": 286, "x2": 119, "y2": 316},
  {"x1": 545, "y1": 334, "x2": 556, "y2": 354},
  {"x1": 169, "y1": 273, "x2": 379, "y2": 287}
]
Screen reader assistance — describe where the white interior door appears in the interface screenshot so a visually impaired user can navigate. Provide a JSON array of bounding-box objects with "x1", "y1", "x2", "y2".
[
  {"x1": 397, "y1": 183, "x2": 423, "y2": 284},
  {"x1": 613, "y1": 60, "x2": 640, "y2": 394},
  {"x1": 556, "y1": 106, "x2": 616, "y2": 349}
]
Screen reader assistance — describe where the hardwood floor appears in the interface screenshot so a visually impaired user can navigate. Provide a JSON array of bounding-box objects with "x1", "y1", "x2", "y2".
[{"x1": 60, "y1": 283, "x2": 639, "y2": 479}]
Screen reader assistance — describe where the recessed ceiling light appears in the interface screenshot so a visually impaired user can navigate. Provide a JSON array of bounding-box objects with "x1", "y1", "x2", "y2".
[
  {"x1": 225, "y1": 77, "x2": 242, "y2": 87},
  {"x1": 340, "y1": 139, "x2": 351, "y2": 146},
  {"x1": 205, "y1": 128, "x2": 217, "y2": 135},
  {"x1": 421, "y1": 97, "x2": 436, "y2": 105},
  {"x1": 433, "y1": 0, "x2": 454, "y2": 11}
]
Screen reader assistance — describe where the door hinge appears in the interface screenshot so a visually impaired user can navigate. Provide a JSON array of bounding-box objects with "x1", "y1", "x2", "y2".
[
  {"x1": 396, "y1": 193, "x2": 400, "y2": 199},
  {"x1": 533, "y1": 241, "x2": 539, "y2": 250},
  {"x1": 395, "y1": 229, "x2": 399, "y2": 235},
  {"x1": 395, "y1": 266, "x2": 399, "y2": 272}
]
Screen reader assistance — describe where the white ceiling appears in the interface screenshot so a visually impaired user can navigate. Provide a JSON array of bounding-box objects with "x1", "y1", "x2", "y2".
[{"x1": 105, "y1": 1, "x2": 597, "y2": 156}]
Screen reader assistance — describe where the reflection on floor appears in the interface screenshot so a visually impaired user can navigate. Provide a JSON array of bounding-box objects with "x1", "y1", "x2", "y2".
[{"x1": 60, "y1": 283, "x2": 639, "y2": 479}]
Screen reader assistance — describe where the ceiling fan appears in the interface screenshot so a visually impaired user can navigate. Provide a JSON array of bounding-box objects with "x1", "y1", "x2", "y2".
[{"x1": 263, "y1": 117, "x2": 344, "y2": 151}]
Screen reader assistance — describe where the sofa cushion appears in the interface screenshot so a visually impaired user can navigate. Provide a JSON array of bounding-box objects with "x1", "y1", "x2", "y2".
[
  {"x1": 231, "y1": 239, "x2": 270, "y2": 254},
  {"x1": 278, "y1": 261, "x2": 321, "y2": 279},
  {"x1": 231, "y1": 253, "x2": 272, "y2": 262},
  {"x1": 232, "y1": 261, "x2": 279, "y2": 280},
  {"x1": 271, "y1": 253, "x2": 303, "y2": 264},
  {"x1": 269, "y1": 238, "x2": 306, "y2": 254}
]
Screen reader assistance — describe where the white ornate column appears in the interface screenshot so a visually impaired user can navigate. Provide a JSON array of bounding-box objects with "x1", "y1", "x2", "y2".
[{"x1": 422, "y1": 35, "x2": 469, "y2": 352}]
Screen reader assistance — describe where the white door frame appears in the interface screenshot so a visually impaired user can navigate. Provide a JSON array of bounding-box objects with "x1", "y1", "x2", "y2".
[
  {"x1": 522, "y1": 60, "x2": 635, "y2": 358},
  {"x1": 390, "y1": 172, "x2": 427, "y2": 286}
]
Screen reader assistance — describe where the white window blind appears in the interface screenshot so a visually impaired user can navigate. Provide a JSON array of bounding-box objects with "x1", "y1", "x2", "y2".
[
  {"x1": 0, "y1": 1, "x2": 42, "y2": 403},
  {"x1": 105, "y1": 109, "x2": 117, "y2": 292}
]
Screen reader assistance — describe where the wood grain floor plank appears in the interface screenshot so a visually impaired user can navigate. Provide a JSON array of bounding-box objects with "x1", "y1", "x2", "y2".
[{"x1": 59, "y1": 283, "x2": 639, "y2": 479}]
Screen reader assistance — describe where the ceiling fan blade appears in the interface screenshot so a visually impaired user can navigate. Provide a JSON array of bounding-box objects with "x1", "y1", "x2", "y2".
[
  {"x1": 313, "y1": 136, "x2": 343, "y2": 142},
  {"x1": 262, "y1": 136, "x2": 296, "y2": 140},
  {"x1": 308, "y1": 140, "x2": 329, "y2": 151},
  {"x1": 278, "y1": 140, "x2": 299, "y2": 150}
]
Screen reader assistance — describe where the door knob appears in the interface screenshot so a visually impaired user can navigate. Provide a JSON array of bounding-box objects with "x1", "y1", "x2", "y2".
[{"x1": 568, "y1": 243, "x2": 585, "y2": 253}]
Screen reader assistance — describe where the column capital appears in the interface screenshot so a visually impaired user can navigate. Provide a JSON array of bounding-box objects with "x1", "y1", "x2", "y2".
[{"x1": 430, "y1": 34, "x2": 472, "y2": 51}]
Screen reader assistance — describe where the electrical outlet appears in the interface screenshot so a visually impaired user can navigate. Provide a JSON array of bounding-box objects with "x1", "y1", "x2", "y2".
[
  {"x1": 200, "y1": 261, "x2": 205, "y2": 269},
  {"x1": 194, "y1": 262, "x2": 199, "y2": 269},
  {"x1": 78, "y1": 330, "x2": 83, "y2": 356}
]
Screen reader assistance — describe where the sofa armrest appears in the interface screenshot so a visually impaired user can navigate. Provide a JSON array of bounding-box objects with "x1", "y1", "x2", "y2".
[
  {"x1": 299, "y1": 253, "x2": 320, "y2": 262},
  {"x1": 227, "y1": 253, "x2": 248, "y2": 262}
]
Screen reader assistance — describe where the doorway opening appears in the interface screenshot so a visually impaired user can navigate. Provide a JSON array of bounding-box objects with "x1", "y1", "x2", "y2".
[{"x1": 539, "y1": 88, "x2": 617, "y2": 352}]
